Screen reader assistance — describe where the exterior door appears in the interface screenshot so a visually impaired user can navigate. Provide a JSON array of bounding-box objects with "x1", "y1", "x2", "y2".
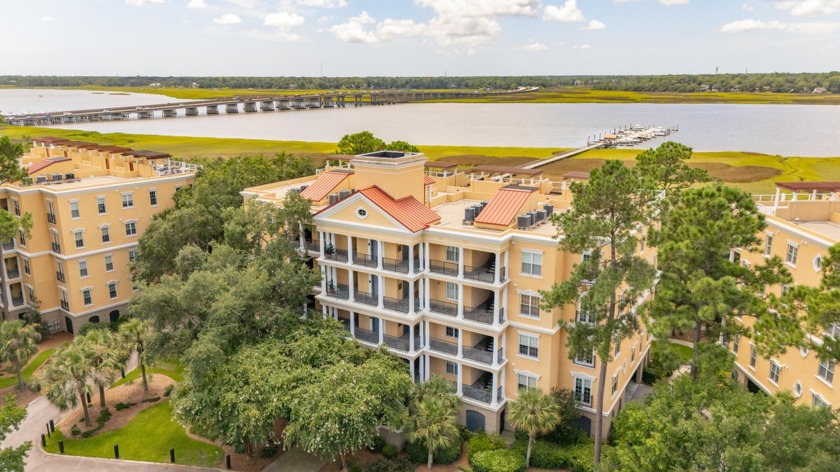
[
  {"x1": 465, "y1": 410, "x2": 486, "y2": 432},
  {"x1": 370, "y1": 240, "x2": 378, "y2": 260},
  {"x1": 371, "y1": 275, "x2": 379, "y2": 298},
  {"x1": 371, "y1": 318, "x2": 380, "y2": 334}
]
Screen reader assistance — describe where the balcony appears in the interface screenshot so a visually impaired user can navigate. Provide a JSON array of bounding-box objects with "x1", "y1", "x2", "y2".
[
  {"x1": 47, "y1": 213, "x2": 56, "y2": 224},
  {"x1": 323, "y1": 248, "x2": 349, "y2": 263},
  {"x1": 429, "y1": 259, "x2": 458, "y2": 277},
  {"x1": 463, "y1": 262, "x2": 496, "y2": 283},
  {"x1": 382, "y1": 296, "x2": 410, "y2": 314},
  {"x1": 352, "y1": 252, "x2": 378, "y2": 269},
  {"x1": 354, "y1": 327, "x2": 379, "y2": 345},
  {"x1": 6, "y1": 269, "x2": 20, "y2": 279},
  {"x1": 429, "y1": 337, "x2": 458, "y2": 356},
  {"x1": 352, "y1": 253, "x2": 418, "y2": 274},
  {"x1": 304, "y1": 239, "x2": 320, "y2": 253},
  {"x1": 325, "y1": 283, "x2": 350, "y2": 300},
  {"x1": 51, "y1": 243, "x2": 61, "y2": 253},
  {"x1": 11, "y1": 296, "x2": 24, "y2": 307},
  {"x1": 462, "y1": 372, "x2": 493, "y2": 404},
  {"x1": 464, "y1": 299, "x2": 495, "y2": 325},
  {"x1": 2, "y1": 241, "x2": 14, "y2": 251},
  {"x1": 428, "y1": 298, "x2": 458, "y2": 317},
  {"x1": 56, "y1": 271, "x2": 66, "y2": 283},
  {"x1": 463, "y1": 337, "x2": 495, "y2": 365},
  {"x1": 60, "y1": 300, "x2": 69, "y2": 311},
  {"x1": 382, "y1": 332, "x2": 421, "y2": 352},
  {"x1": 354, "y1": 290, "x2": 378, "y2": 307},
  {"x1": 382, "y1": 257, "x2": 413, "y2": 274}
]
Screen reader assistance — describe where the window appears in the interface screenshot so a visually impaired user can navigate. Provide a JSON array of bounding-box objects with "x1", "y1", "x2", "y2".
[
  {"x1": 769, "y1": 361, "x2": 781, "y2": 384},
  {"x1": 574, "y1": 377, "x2": 592, "y2": 406},
  {"x1": 97, "y1": 196, "x2": 107, "y2": 214},
  {"x1": 445, "y1": 361, "x2": 458, "y2": 375},
  {"x1": 517, "y1": 373, "x2": 537, "y2": 391},
  {"x1": 445, "y1": 326, "x2": 459, "y2": 338},
  {"x1": 631, "y1": 347, "x2": 636, "y2": 363},
  {"x1": 125, "y1": 221, "x2": 137, "y2": 236},
  {"x1": 70, "y1": 201, "x2": 80, "y2": 218},
  {"x1": 18, "y1": 230, "x2": 26, "y2": 246},
  {"x1": 12, "y1": 199, "x2": 20, "y2": 216},
  {"x1": 122, "y1": 193, "x2": 134, "y2": 208},
  {"x1": 445, "y1": 282, "x2": 458, "y2": 300},
  {"x1": 615, "y1": 338, "x2": 621, "y2": 357},
  {"x1": 826, "y1": 323, "x2": 840, "y2": 340},
  {"x1": 518, "y1": 334, "x2": 539, "y2": 358},
  {"x1": 108, "y1": 282, "x2": 117, "y2": 299},
  {"x1": 764, "y1": 234, "x2": 773, "y2": 256},
  {"x1": 79, "y1": 260, "x2": 88, "y2": 278},
  {"x1": 149, "y1": 189, "x2": 158, "y2": 206},
  {"x1": 786, "y1": 243, "x2": 798, "y2": 265},
  {"x1": 520, "y1": 294, "x2": 540, "y2": 318},
  {"x1": 74, "y1": 230, "x2": 84, "y2": 248},
  {"x1": 575, "y1": 349, "x2": 595, "y2": 367},
  {"x1": 23, "y1": 259, "x2": 30, "y2": 275},
  {"x1": 611, "y1": 374, "x2": 618, "y2": 395},
  {"x1": 445, "y1": 246, "x2": 459, "y2": 262},
  {"x1": 104, "y1": 255, "x2": 114, "y2": 272},
  {"x1": 577, "y1": 301, "x2": 594, "y2": 324},
  {"x1": 355, "y1": 208, "x2": 367, "y2": 218},
  {"x1": 82, "y1": 289, "x2": 92, "y2": 306},
  {"x1": 730, "y1": 250, "x2": 741, "y2": 264},
  {"x1": 732, "y1": 334, "x2": 740, "y2": 354},
  {"x1": 128, "y1": 250, "x2": 138, "y2": 263},
  {"x1": 521, "y1": 251, "x2": 542, "y2": 276},
  {"x1": 813, "y1": 394, "x2": 830, "y2": 409},
  {"x1": 814, "y1": 255, "x2": 823, "y2": 272},
  {"x1": 27, "y1": 286, "x2": 35, "y2": 303},
  {"x1": 818, "y1": 358, "x2": 835, "y2": 384},
  {"x1": 749, "y1": 345, "x2": 757, "y2": 368},
  {"x1": 582, "y1": 251, "x2": 592, "y2": 262},
  {"x1": 101, "y1": 226, "x2": 110, "y2": 243}
]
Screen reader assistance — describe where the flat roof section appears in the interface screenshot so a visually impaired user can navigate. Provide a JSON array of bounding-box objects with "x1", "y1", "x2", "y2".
[
  {"x1": 470, "y1": 165, "x2": 544, "y2": 176},
  {"x1": 796, "y1": 221, "x2": 840, "y2": 242}
]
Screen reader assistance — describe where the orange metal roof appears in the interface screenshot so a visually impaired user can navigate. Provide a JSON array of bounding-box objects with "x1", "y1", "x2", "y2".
[
  {"x1": 358, "y1": 186, "x2": 441, "y2": 233},
  {"x1": 424, "y1": 176, "x2": 436, "y2": 186},
  {"x1": 475, "y1": 186, "x2": 536, "y2": 227},
  {"x1": 299, "y1": 171, "x2": 351, "y2": 202},
  {"x1": 28, "y1": 158, "x2": 71, "y2": 175}
]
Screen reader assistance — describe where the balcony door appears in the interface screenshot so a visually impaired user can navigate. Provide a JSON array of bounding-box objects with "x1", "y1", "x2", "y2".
[
  {"x1": 370, "y1": 274, "x2": 379, "y2": 298},
  {"x1": 369, "y1": 240, "x2": 379, "y2": 261}
]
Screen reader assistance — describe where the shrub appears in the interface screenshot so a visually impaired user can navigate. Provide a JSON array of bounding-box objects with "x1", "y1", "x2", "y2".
[
  {"x1": 510, "y1": 439, "x2": 595, "y2": 472},
  {"x1": 542, "y1": 388, "x2": 585, "y2": 445},
  {"x1": 259, "y1": 444, "x2": 278, "y2": 458},
  {"x1": 471, "y1": 449, "x2": 525, "y2": 472},
  {"x1": 369, "y1": 436, "x2": 386, "y2": 453},
  {"x1": 70, "y1": 424, "x2": 81, "y2": 437},
  {"x1": 467, "y1": 433, "x2": 506, "y2": 461},
  {"x1": 406, "y1": 434, "x2": 463, "y2": 465},
  {"x1": 365, "y1": 457, "x2": 413, "y2": 472},
  {"x1": 115, "y1": 402, "x2": 137, "y2": 411},
  {"x1": 163, "y1": 384, "x2": 175, "y2": 397},
  {"x1": 141, "y1": 396, "x2": 161, "y2": 403},
  {"x1": 81, "y1": 430, "x2": 96, "y2": 439},
  {"x1": 96, "y1": 408, "x2": 112, "y2": 427},
  {"x1": 382, "y1": 444, "x2": 398, "y2": 459},
  {"x1": 348, "y1": 464, "x2": 362, "y2": 472}
]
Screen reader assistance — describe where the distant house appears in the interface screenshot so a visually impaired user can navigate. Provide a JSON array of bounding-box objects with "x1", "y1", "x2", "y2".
[
  {"x1": 813, "y1": 87, "x2": 828, "y2": 94},
  {"x1": 699, "y1": 84, "x2": 710, "y2": 92}
]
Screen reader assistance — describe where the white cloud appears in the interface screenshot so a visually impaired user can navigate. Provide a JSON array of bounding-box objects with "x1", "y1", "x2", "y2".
[
  {"x1": 125, "y1": 0, "x2": 165, "y2": 5},
  {"x1": 520, "y1": 41, "x2": 548, "y2": 51},
  {"x1": 376, "y1": 19, "x2": 425, "y2": 40},
  {"x1": 719, "y1": 18, "x2": 840, "y2": 33},
  {"x1": 659, "y1": 0, "x2": 689, "y2": 5},
  {"x1": 244, "y1": 29, "x2": 302, "y2": 41},
  {"x1": 415, "y1": 0, "x2": 540, "y2": 18},
  {"x1": 425, "y1": 16, "x2": 502, "y2": 46},
  {"x1": 296, "y1": 0, "x2": 348, "y2": 7},
  {"x1": 467, "y1": 48, "x2": 476, "y2": 55},
  {"x1": 775, "y1": 0, "x2": 840, "y2": 16},
  {"x1": 573, "y1": 43, "x2": 591, "y2": 49},
  {"x1": 41, "y1": 16, "x2": 56, "y2": 21},
  {"x1": 187, "y1": 0, "x2": 207, "y2": 8},
  {"x1": 264, "y1": 12, "x2": 305, "y2": 27},
  {"x1": 742, "y1": 3, "x2": 754, "y2": 11},
  {"x1": 582, "y1": 19, "x2": 606, "y2": 30},
  {"x1": 543, "y1": 1, "x2": 585, "y2": 22},
  {"x1": 330, "y1": 11, "x2": 379, "y2": 43},
  {"x1": 213, "y1": 13, "x2": 242, "y2": 24},
  {"x1": 415, "y1": 0, "x2": 537, "y2": 46}
]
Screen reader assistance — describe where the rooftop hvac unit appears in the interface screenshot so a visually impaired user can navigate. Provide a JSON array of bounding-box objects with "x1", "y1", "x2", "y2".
[
  {"x1": 517, "y1": 215, "x2": 531, "y2": 229},
  {"x1": 472, "y1": 205, "x2": 483, "y2": 216},
  {"x1": 289, "y1": 188, "x2": 301, "y2": 194},
  {"x1": 339, "y1": 189, "x2": 351, "y2": 199},
  {"x1": 52, "y1": 174, "x2": 63, "y2": 181},
  {"x1": 480, "y1": 201, "x2": 488, "y2": 210},
  {"x1": 300, "y1": 185, "x2": 309, "y2": 190},
  {"x1": 329, "y1": 193, "x2": 340, "y2": 205},
  {"x1": 464, "y1": 207, "x2": 475, "y2": 224},
  {"x1": 65, "y1": 173, "x2": 75, "y2": 180},
  {"x1": 527, "y1": 211, "x2": 537, "y2": 226},
  {"x1": 544, "y1": 203, "x2": 554, "y2": 216},
  {"x1": 536, "y1": 210, "x2": 547, "y2": 222},
  {"x1": 36, "y1": 176, "x2": 47, "y2": 183}
]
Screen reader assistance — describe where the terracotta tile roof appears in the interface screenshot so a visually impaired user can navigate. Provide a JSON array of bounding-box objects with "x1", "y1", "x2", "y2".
[
  {"x1": 776, "y1": 182, "x2": 840, "y2": 192},
  {"x1": 28, "y1": 158, "x2": 71, "y2": 175},
  {"x1": 299, "y1": 171, "x2": 351, "y2": 201},
  {"x1": 475, "y1": 185, "x2": 536, "y2": 227},
  {"x1": 358, "y1": 186, "x2": 441, "y2": 233},
  {"x1": 424, "y1": 176, "x2": 436, "y2": 186}
]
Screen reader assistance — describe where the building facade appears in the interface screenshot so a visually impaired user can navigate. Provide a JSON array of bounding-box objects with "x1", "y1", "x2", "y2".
[
  {"x1": 0, "y1": 137, "x2": 197, "y2": 333},
  {"x1": 731, "y1": 182, "x2": 840, "y2": 409},
  {"x1": 244, "y1": 151, "x2": 653, "y2": 435}
]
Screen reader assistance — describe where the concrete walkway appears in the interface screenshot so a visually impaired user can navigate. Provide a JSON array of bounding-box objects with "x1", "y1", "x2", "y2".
[{"x1": 261, "y1": 447, "x2": 328, "y2": 472}]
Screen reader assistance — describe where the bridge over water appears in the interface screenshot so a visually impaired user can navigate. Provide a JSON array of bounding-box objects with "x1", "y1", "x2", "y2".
[{"x1": 5, "y1": 88, "x2": 538, "y2": 127}]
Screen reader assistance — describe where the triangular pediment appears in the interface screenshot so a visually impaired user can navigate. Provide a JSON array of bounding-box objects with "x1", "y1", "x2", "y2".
[{"x1": 314, "y1": 193, "x2": 411, "y2": 233}]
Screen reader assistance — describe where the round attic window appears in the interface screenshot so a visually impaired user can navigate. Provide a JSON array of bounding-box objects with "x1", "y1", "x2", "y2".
[
  {"x1": 792, "y1": 381, "x2": 803, "y2": 398},
  {"x1": 356, "y1": 207, "x2": 368, "y2": 219},
  {"x1": 814, "y1": 255, "x2": 823, "y2": 272}
]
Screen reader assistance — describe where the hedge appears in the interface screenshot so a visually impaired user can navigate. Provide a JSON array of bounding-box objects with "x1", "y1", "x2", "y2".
[
  {"x1": 467, "y1": 433, "x2": 506, "y2": 461},
  {"x1": 471, "y1": 449, "x2": 525, "y2": 472},
  {"x1": 405, "y1": 434, "x2": 463, "y2": 465},
  {"x1": 511, "y1": 439, "x2": 595, "y2": 472}
]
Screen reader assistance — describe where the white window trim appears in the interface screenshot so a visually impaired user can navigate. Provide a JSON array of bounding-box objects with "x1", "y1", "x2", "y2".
[
  {"x1": 520, "y1": 249, "x2": 544, "y2": 278},
  {"x1": 107, "y1": 280, "x2": 119, "y2": 299},
  {"x1": 814, "y1": 255, "x2": 823, "y2": 272},
  {"x1": 69, "y1": 200, "x2": 80, "y2": 219},
  {"x1": 104, "y1": 254, "x2": 115, "y2": 272},
  {"x1": 149, "y1": 188, "x2": 158, "y2": 207},
  {"x1": 572, "y1": 373, "x2": 595, "y2": 407},
  {"x1": 810, "y1": 389, "x2": 832, "y2": 408},
  {"x1": 768, "y1": 360, "x2": 781, "y2": 387},
  {"x1": 764, "y1": 232, "x2": 774, "y2": 257},
  {"x1": 517, "y1": 332, "x2": 540, "y2": 360},
  {"x1": 518, "y1": 293, "x2": 541, "y2": 319},
  {"x1": 574, "y1": 349, "x2": 596, "y2": 368},
  {"x1": 785, "y1": 241, "x2": 799, "y2": 267},
  {"x1": 78, "y1": 259, "x2": 89, "y2": 278},
  {"x1": 355, "y1": 206, "x2": 368, "y2": 220}
]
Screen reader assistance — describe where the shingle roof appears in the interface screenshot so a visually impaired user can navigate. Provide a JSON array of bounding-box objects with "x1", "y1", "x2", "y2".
[
  {"x1": 299, "y1": 171, "x2": 351, "y2": 201},
  {"x1": 358, "y1": 186, "x2": 441, "y2": 233},
  {"x1": 474, "y1": 185, "x2": 536, "y2": 227},
  {"x1": 27, "y1": 158, "x2": 71, "y2": 175}
]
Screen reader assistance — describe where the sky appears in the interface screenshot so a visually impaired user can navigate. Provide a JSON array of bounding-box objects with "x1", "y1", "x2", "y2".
[{"x1": 1, "y1": 0, "x2": 838, "y2": 76}]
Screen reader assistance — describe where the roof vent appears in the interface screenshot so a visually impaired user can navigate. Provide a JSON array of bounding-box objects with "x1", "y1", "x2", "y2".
[
  {"x1": 517, "y1": 215, "x2": 531, "y2": 229},
  {"x1": 536, "y1": 209, "x2": 547, "y2": 223},
  {"x1": 544, "y1": 203, "x2": 554, "y2": 216},
  {"x1": 464, "y1": 207, "x2": 475, "y2": 225},
  {"x1": 329, "y1": 193, "x2": 340, "y2": 204},
  {"x1": 339, "y1": 189, "x2": 351, "y2": 199}
]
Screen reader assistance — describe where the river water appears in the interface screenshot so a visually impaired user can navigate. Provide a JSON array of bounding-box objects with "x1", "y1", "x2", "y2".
[{"x1": 3, "y1": 89, "x2": 839, "y2": 156}]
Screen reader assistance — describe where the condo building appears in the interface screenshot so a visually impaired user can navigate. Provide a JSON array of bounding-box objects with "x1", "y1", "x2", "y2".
[
  {"x1": 243, "y1": 151, "x2": 653, "y2": 435},
  {"x1": 731, "y1": 182, "x2": 840, "y2": 409},
  {"x1": 0, "y1": 138, "x2": 197, "y2": 333}
]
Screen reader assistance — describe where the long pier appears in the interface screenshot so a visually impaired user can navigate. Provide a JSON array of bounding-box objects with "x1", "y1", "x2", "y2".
[{"x1": 4, "y1": 88, "x2": 538, "y2": 127}]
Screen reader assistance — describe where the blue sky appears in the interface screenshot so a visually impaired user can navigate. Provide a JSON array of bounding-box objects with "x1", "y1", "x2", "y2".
[{"x1": 2, "y1": 0, "x2": 838, "y2": 76}]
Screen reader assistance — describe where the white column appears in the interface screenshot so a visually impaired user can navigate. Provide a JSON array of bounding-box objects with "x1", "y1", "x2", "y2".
[
  {"x1": 320, "y1": 265, "x2": 327, "y2": 293},
  {"x1": 409, "y1": 360, "x2": 415, "y2": 381},
  {"x1": 350, "y1": 312, "x2": 355, "y2": 337},
  {"x1": 299, "y1": 227, "x2": 305, "y2": 252},
  {"x1": 319, "y1": 231, "x2": 326, "y2": 257},
  {"x1": 424, "y1": 278, "x2": 431, "y2": 309},
  {"x1": 409, "y1": 281, "x2": 415, "y2": 314},
  {"x1": 377, "y1": 240, "x2": 385, "y2": 269},
  {"x1": 501, "y1": 332, "x2": 507, "y2": 363},
  {"x1": 493, "y1": 288, "x2": 500, "y2": 326},
  {"x1": 347, "y1": 235, "x2": 354, "y2": 264},
  {"x1": 418, "y1": 243, "x2": 425, "y2": 272},
  {"x1": 378, "y1": 318, "x2": 384, "y2": 345},
  {"x1": 493, "y1": 334, "x2": 500, "y2": 368},
  {"x1": 424, "y1": 354, "x2": 431, "y2": 381},
  {"x1": 812, "y1": 189, "x2": 818, "y2": 201},
  {"x1": 424, "y1": 242, "x2": 431, "y2": 272},
  {"x1": 501, "y1": 287, "x2": 508, "y2": 323},
  {"x1": 457, "y1": 284, "x2": 464, "y2": 318},
  {"x1": 377, "y1": 276, "x2": 385, "y2": 308},
  {"x1": 491, "y1": 372, "x2": 498, "y2": 406},
  {"x1": 494, "y1": 251, "x2": 501, "y2": 284},
  {"x1": 348, "y1": 271, "x2": 355, "y2": 302},
  {"x1": 500, "y1": 369, "x2": 506, "y2": 402},
  {"x1": 503, "y1": 250, "x2": 509, "y2": 281},
  {"x1": 457, "y1": 330, "x2": 463, "y2": 357},
  {"x1": 425, "y1": 321, "x2": 431, "y2": 349},
  {"x1": 457, "y1": 362, "x2": 463, "y2": 395},
  {"x1": 409, "y1": 325, "x2": 416, "y2": 354},
  {"x1": 458, "y1": 247, "x2": 464, "y2": 278},
  {"x1": 409, "y1": 244, "x2": 415, "y2": 274}
]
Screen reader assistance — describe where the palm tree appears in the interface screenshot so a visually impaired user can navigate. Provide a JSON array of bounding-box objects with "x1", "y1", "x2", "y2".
[
  {"x1": 406, "y1": 376, "x2": 461, "y2": 470},
  {"x1": 41, "y1": 342, "x2": 95, "y2": 427},
  {"x1": 508, "y1": 388, "x2": 562, "y2": 468},
  {"x1": 0, "y1": 320, "x2": 41, "y2": 391},
  {"x1": 119, "y1": 318, "x2": 153, "y2": 392},
  {"x1": 78, "y1": 329, "x2": 122, "y2": 408}
]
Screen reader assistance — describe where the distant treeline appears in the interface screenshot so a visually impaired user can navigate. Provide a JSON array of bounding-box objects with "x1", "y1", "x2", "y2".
[{"x1": 2, "y1": 73, "x2": 839, "y2": 94}]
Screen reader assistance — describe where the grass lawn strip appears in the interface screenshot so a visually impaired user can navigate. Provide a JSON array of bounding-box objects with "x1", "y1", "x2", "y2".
[
  {"x1": 44, "y1": 400, "x2": 222, "y2": 468},
  {"x1": 669, "y1": 343, "x2": 694, "y2": 364},
  {"x1": 111, "y1": 360, "x2": 184, "y2": 388},
  {"x1": 0, "y1": 348, "x2": 56, "y2": 390}
]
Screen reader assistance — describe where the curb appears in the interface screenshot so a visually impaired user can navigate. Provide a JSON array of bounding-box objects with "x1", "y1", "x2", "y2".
[{"x1": 38, "y1": 443, "x2": 225, "y2": 471}]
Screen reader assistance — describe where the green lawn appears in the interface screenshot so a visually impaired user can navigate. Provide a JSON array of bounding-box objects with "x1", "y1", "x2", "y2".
[
  {"x1": 670, "y1": 343, "x2": 694, "y2": 364},
  {"x1": 0, "y1": 348, "x2": 56, "y2": 390},
  {"x1": 111, "y1": 360, "x2": 184, "y2": 388},
  {"x1": 44, "y1": 400, "x2": 222, "y2": 467}
]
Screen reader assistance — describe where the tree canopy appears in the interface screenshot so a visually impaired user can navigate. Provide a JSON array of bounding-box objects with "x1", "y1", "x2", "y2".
[
  {"x1": 0, "y1": 394, "x2": 30, "y2": 472},
  {"x1": 336, "y1": 131, "x2": 420, "y2": 155}
]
